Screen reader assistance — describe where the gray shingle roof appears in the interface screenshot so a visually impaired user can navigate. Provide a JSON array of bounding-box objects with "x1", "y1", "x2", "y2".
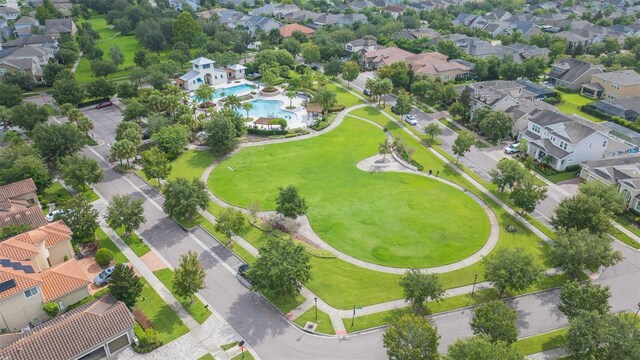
[{"x1": 591, "y1": 70, "x2": 640, "y2": 87}]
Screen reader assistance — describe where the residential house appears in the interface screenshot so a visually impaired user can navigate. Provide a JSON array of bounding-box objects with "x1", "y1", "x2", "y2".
[
  {"x1": 7, "y1": 45, "x2": 55, "y2": 67},
  {"x1": 405, "y1": 51, "x2": 471, "y2": 81},
  {"x1": 52, "y1": 0, "x2": 73, "y2": 18},
  {"x1": 518, "y1": 109, "x2": 632, "y2": 171},
  {"x1": 502, "y1": 43, "x2": 550, "y2": 62},
  {"x1": 219, "y1": 0, "x2": 255, "y2": 7},
  {"x1": 198, "y1": 8, "x2": 245, "y2": 26},
  {"x1": 1, "y1": 34, "x2": 59, "y2": 49},
  {"x1": 279, "y1": 23, "x2": 314, "y2": 38},
  {"x1": 360, "y1": 46, "x2": 414, "y2": 70},
  {"x1": 280, "y1": 10, "x2": 321, "y2": 23},
  {"x1": 234, "y1": 15, "x2": 281, "y2": 37},
  {"x1": 391, "y1": 27, "x2": 440, "y2": 41},
  {"x1": 176, "y1": 57, "x2": 227, "y2": 91},
  {"x1": 312, "y1": 13, "x2": 367, "y2": 28},
  {"x1": 0, "y1": 19, "x2": 11, "y2": 40},
  {"x1": 13, "y1": 17, "x2": 40, "y2": 38},
  {"x1": 586, "y1": 96, "x2": 640, "y2": 121},
  {"x1": 337, "y1": 0, "x2": 376, "y2": 12},
  {"x1": 0, "y1": 53, "x2": 44, "y2": 82},
  {"x1": 507, "y1": 20, "x2": 541, "y2": 39},
  {"x1": 484, "y1": 10, "x2": 512, "y2": 22},
  {"x1": 0, "y1": 178, "x2": 48, "y2": 230},
  {"x1": 451, "y1": 13, "x2": 483, "y2": 27},
  {"x1": 581, "y1": 70, "x2": 640, "y2": 100},
  {"x1": 43, "y1": 19, "x2": 77, "y2": 36},
  {"x1": 0, "y1": 294, "x2": 135, "y2": 360},
  {"x1": 168, "y1": 0, "x2": 200, "y2": 11},
  {"x1": 381, "y1": 5, "x2": 405, "y2": 18},
  {"x1": 0, "y1": 221, "x2": 91, "y2": 332},
  {"x1": 251, "y1": 3, "x2": 299, "y2": 17},
  {"x1": 345, "y1": 38, "x2": 380, "y2": 55},
  {"x1": 579, "y1": 155, "x2": 640, "y2": 210},
  {"x1": 226, "y1": 63, "x2": 246, "y2": 80},
  {"x1": 547, "y1": 58, "x2": 605, "y2": 91},
  {"x1": 0, "y1": 7, "x2": 20, "y2": 20}
]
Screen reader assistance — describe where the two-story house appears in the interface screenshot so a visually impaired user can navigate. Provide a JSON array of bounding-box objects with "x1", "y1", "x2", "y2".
[
  {"x1": 547, "y1": 58, "x2": 605, "y2": 91},
  {"x1": 518, "y1": 109, "x2": 632, "y2": 171},
  {"x1": 43, "y1": 19, "x2": 77, "y2": 36},
  {"x1": 0, "y1": 221, "x2": 91, "y2": 332},
  {"x1": 405, "y1": 52, "x2": 471, "y2": 81},
  {"x1": 580, "y1": 155, "x2": 640, "y2": 211},
  {"x1": 0, "y1": 178, "x2": 48, "y2": 231},
  {"x1": 345, "y1": 38, "x2": 380, "y2": 55},
  {"x1": 176, "y1": 57, "x2": 227, "y2": 91},
  {"x1": 581, "y1": 70, "x2": 640, "y2": 100},
  {"x1": 359, "y1": 46, "x2": 414, "y2": 70},
  {"x1": 0, "y1": 7, "x2": 20, "y2": 20}
]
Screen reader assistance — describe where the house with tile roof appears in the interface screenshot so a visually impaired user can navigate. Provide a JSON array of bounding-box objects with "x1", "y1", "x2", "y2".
[
  {"x1": 0, "y1": 179, "x2": 48, "y2": 232},
  {"x1": 581, "y1": 70, "x2": 640, "y2": 100},
  {"x1": 405, "y1": 51, "x2": 471, "y2": 81},
  {"x1": 0, "y1": 179, "x2": 38, "y2": 205},
  {"x1": 547, "y1": 58, "x2": 605, "y2": 91},
  {"x1": 359, "y1": 46, "x2": 414, "y2": 70},
  {"x1": 279, "y1": 23, "x2": 315, "y2": 38},
  {"x1": 580, "y1": 155, "x2": 640, "y2": 211},
  {"x1": 518, "y1": 109, "x2": 632, "y2": 170},
  {"x1": 0, "y1": 294, "x2": 134, "y2": 359}
]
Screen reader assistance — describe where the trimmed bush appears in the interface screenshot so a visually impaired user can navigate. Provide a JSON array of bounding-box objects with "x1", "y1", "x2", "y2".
[
  {"x1": 247, "y1": 127, "x2": 288, "y2": 136},
  {"x1": 43, "y1": 302, "x2": 60, "y2": 317},
  {"x1": 95, "y1": 248, "x2": 114, "y2": 266},
  {"x1": 133, "y1": 323, "x2": 162, "y2": 353},
  {"x1": 565, "y1": 165, "x2": 581, "y2": 172}
]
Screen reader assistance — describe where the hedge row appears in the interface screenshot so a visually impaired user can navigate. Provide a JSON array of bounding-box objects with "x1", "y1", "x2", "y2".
[{"x1": 247, "y1": 128, "x2": 288, "y2": 136}]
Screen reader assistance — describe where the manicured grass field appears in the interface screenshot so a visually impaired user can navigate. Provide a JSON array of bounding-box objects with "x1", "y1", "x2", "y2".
[
  {"x1": 556, "y1": 91, "x2": 603, "y2": 123},
  {"x1": 95, "y1": 227, "x2": 129, "y2": 264},
  {"x1": 39, "y1": 181, "x2": 99, "y2": 209},
  {"x1": 294, "y1": 306, "x2": 335, "y2": 334},
  {"x1": 209, "y1": 116, "x2": 491, "y2": 268},
  {"x1": 137, "y1": 150, "x2": 217, "y2": 187},
  {"x1": 154, "y1": 268, "x2": 212, "y2": 324},
  {"x1": 115, "y1": 226, "x2": 150, "y2": 257},
  {"x1": 514, "y1": 328, "x2": 568, "y2": 355},
  {"x1": 137, "y1": 278, "x2": 190, "y2": 344}
]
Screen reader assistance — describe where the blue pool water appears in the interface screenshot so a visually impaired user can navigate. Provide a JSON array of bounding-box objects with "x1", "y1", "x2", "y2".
[
  {"x1": 244, "y1": 99, "x2": 295, "y2": 120},
  {"x1": 192, "y1": 84, "x2": 255, "y2": 101}
]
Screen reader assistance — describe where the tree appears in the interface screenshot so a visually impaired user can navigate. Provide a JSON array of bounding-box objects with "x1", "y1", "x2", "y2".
[
  {"x1": 32, "y1": 123, "x2": 85, "y2": 164},
  {"x1": 76, "y1": 116, "x2": 94, "y2": 136},
  {"x1": 110, "y1": 139, "x2": 136, "y2": 167},
  {"x1": 162, "y1": 178, "x2": 209, "y2": 220},
  {"x1": 399, "y1": 269, "x2": 444, "y2": 313},
  {"x1": 0, "y1": 83, "x2": 23, "y2": 108},
  {"x1": 549, "y1": 228, "x2": 622, "y2": 278},
  {"x1": 205, "y1": 112, "x2": 238, "y2": 155},
  {"x1": 261, "y1": 71, "x2": 279, "y2": 90},
  {"x1": 116, "y1": 122, "x2": 142, "y2": 145},
  {"x1": 448, "y1": 102, "x2": 468, "y2": 122},
  {"x1": 483, "y1": 248, "x2": 543, "y2": 296},
  {"x1": 376, "y1": 78, "x2": 394, "y2": 107},
  {"x1": 424, "y1": 123, "x2": 442, "y2": 143},
  {"x1": 551, "y1": 194, "x2": 612, "y2": 235},
  {"x1": 10, "y1": 103, "x2": 48, "y2": 131},
  {"x1": 141, "y1": 147, "x2": 172, "y2": 188},
  {"x1": 452, "y1": 130, "x2": 475, "y2": 163},
  {"x1": 195, "y1": 84, "x2": 215, "y2": 117},
  {"x1": 248, "y1": 238, "x2": 311, "y2": 298},
  {"x1": 109, "y1": 264, "x2": 143, "y2": 308},
  {"x1": 578, "y1": 181, "x2": 626, "y2": 216},
  {"x1": 378, "y1": 138, "x2": 392, "y2": 161},
  {"x1": 123, "y1": 99, "x2": 149, "y2": 122},
  {"x1": 510, "y1": 173, "x2": 548, "y2": 213},
  {"x1": 58, "y1": 155, "x2": 104, "y2": 191},
  {"x1": 4, "y1": 72, "x2": 36, "y2": 91},
  {"x1": 324, "y1": 57, "x2": 343, "y2": 77},
  {"x1": 276, "y1": 185, "x2": 308, "y2": 219},
  {"x1": 446, "y1": 336, "x2": 524, "y2": 360},
  {"x1": 43, "y1": 62, "x2": 65, "y2": 86},
  {"x1": 341, "y1": 61, "x2": 360, "y2": 88},
  {"x1": 90, "y1": 59, "x2": 118, "y2": 78},
  {"x1": 313, "y1": 88, "x2": 338, "y2": 119},
  {"x1": 282, "y1": 38, "x2": 301, "y2": 56},
  {"x1": 383, "y1": 314, "x2": 440, "y2": 360},
  {"x1": 86, "y1": 78, "x2": 117, "y2": 99},
  {"x1": 59, "y1": 195, "x2": 99, "y2": 244},
  {"x1": 151, "y1": 124, "x2": 189, "y2": 159},
  {"x1": 95, "y1": 248, "x2": 114, "y2": 266},
  {"x1": 559, "y1": 280, "x2": 611, "y2": 320},
  {"x1": 566, "y1": 311, "x2": 640, "y2": 359},
  {"x1": 222, "y1": 94, "x2": 241, "y2": 110},
  {"x1": 285, "y1": 90, "x2": 296, "y2": 109},
  {"x1": 392, "y1": 90, "x2": 413, "y2": 119},
  {"x1": 477, "y1": 111, "x2": 513, "y2": 143},
  {"x1": 109, "y1": 45, "x2": 125, "y2": 67},
  {"x1": 53, "y1": 72, "x2": 85, "y2": 106},
  {"x1": 470, "y1": 301, "x2": 518, "y2": 344},
  {"x1": 301, "y1": 43, "x2": 321, "y2": 64},
  {"x1": 106, "y1": 194, "x2": 146, "y2": 236},
  {"x1": 214, "y1": 207, "x2": 247, "y2": 239},
  {"x1": 522, "y1": 57, "x2": 546, "y2": 81},
  {"x1": 489, "y1": 158, "x2": 526, "y2": 192},
  {"x1": 43, "y1": 302, "x2": 60, "y2": 317},
  {"x1": 0, "y1": 152, "x2": 51, "y2": 192},
  {"x1": 172, "y1": 12, "x2": 203, "y2": 45},
  {"x1": 378, "y1": 62, "x2": 411, "y2": 90},
  {"x1": 173, "y1": 250, "x2": 207, "y2": 303}
]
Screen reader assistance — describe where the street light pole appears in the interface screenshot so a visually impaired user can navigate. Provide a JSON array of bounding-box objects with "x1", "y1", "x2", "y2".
[
  {"x1": 239, "y1": 340, "x2": 245, "y2": 359},
  {"x1": 471, "y1": 274, "x2": 478, "y2": 298},
  {"x1": 314, "y1": 297, "x2": 318, "y2": 322},
  {"x1": 351, "y1": 305, "x2": 356, "y2": 328}
]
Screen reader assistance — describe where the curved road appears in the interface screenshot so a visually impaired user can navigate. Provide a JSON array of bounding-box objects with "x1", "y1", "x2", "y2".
[{"x1": 76, "y1": 103, "x2": 640, "y2": 359}]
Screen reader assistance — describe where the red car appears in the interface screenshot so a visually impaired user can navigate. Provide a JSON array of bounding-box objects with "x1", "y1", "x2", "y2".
[{"x1": 95, "y1": 101, "x2": 113, "y2": 109}]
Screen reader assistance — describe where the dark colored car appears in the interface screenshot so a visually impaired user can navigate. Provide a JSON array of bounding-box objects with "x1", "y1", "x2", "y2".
[
  {"x1": 363, "y1": 89, "x2": 372, "y2": 96},
  {"x1": 238, "y1": 264, "x2": 250, "y2": 281},
  {"x1": 95, "y1": 101, "x2": 113, "y2": 109},
  {"x1": 142, "y1": 129, "x2": 151, "y2": 140}
]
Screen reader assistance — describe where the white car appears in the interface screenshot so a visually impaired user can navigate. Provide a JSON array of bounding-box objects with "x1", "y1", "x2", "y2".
[
  {"x1": 405, "y1": 115, "x2": 418, "y2": 125},
  {"x1": 45, "y1": 209, "x2": 72, "y2": 222},
  {"x1": 504, "y1": 143, "x2": 521, "y2": 154}
]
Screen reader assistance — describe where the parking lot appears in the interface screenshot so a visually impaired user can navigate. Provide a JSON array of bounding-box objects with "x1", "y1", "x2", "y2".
[{"x1": 82, "y1": 104, "x2": 123, "y2": 146}]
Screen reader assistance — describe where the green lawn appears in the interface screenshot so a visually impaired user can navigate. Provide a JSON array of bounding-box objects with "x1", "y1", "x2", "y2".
[
  {"x1": 137, "y1": 150, "x2": 218, "y2": 187},
  {"x1": 153, "y1": 268, "x2": 212, "y2": 324},
  {"x1": 136, "y1": 278, "x2": 189, "y2": 344},
  {"x1": 556, "y1": 92, "x2": 603, "y2": 123},
  {"x1": 294, "y1": 306, "x2": 335, "y2": 334},
  {"x1": 514, "y1": 328, "x2": 568, "y2": 355},
  {"x1": 209, "y1": 116, "x2": 491, "y2": 268},
  {"x1": 115, "y1": 226, "x2": 150, "y2": 257},
  {"x1": 95, "y1": 227, "x2": 129, "y2": 264},
  {"x1": 231, "y1": 352, "x2": 255, "y2": 360},
  {"x1": 326, "y1": 82, "x2": 365, "y2": 108},
  {"x1": 197, "y1": 354, "x2": 215, "y2": 360},
  {"x1": 39, "y1": 181, "x2": 99, "y2": 209}
]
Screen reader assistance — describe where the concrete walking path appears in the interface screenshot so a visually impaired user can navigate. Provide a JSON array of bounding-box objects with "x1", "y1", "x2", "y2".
[{"x1": 526, "y1": 348, "x2": 568, "y2": 359}]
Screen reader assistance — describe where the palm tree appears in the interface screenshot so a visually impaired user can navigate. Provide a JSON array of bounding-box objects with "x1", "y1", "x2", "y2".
[
  {"x1": 313, "y1": 88, "x2": 337, "y2": 119},
  {"x1": 67, "y1": 108, "x2": 83, "y2": 123},
  {"x1": 241, "y1": 101, "x2": 253, "y2": 120},
  {"x1": 58, "y1": 103, "x2": 74, "y2": 116},
  {"x1": 285, "y1": 90, "x2": 296, "y2": 108},
  {"x1": 112, "y1": 139, "x2": 136, "y2": 167},
  {"x1": 223, "y1": 95, "x2": 241, "y2": 110},
  {"x1": 377, "y1": 78, "x2": 393, "y2": 108},
  {"x1": 195, "y1": 84, "x2": 215, "y2": 118},
  {"x1": 378, "y1": 138, "x2": 392, "y2": 161},
  {"x1": 76, "y1": 116, "x2": 94, "y2": 136},
  {"x1": 365, "y1": 78, "x2": 377, "y2": 102}
]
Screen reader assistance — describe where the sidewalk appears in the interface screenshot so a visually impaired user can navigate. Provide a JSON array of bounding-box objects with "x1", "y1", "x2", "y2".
[{"x1": 526, "y1": 348, "x2": 567, "y2": 359}]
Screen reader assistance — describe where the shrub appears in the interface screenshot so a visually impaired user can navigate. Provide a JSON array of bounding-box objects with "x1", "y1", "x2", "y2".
[
  {"x1": 95, "y1": 248, "x2": 114, "y2": 266},
  {"x1": 247, "y1": 127, "x2": 288, "y2": 136},
  {"x1": 565, "y1": 165, "x2": 581, "y2": 172},
  {"x1": 43, "y1": 302, "x2": 60, "y2": 317},
  {"x1": 329, "y1": 104, "x2": 345, "y2": 112},
  {"x1": 133, "y1": 323, "x2": 162, "y2": 353}
]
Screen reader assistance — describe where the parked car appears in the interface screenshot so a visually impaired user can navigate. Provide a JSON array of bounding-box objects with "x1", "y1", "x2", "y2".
[
  {"x1": 94, "y1": 265, "x2": 116, "y2": 286},
  {"x1": 405, "y1": 116, "x2": 418, "y2": 125},
  {"x1": 142, "y1": 129, "x2": 151, "y2": 140},
  {"x1": 95, "y1": 101, "x2": 113, "y2": 109},
  {"x1": 45, "y1": 209, "x2": 69, "y2": 222},
  {"x1": 504, "y1": 143, "x2": 521, "y2": 154},
  {"x1": 238, "y1": 264, "x2": 251, "y2": 281},
  {"x1": 363, "y1": 89, "x2": 372, "y2": 96}
]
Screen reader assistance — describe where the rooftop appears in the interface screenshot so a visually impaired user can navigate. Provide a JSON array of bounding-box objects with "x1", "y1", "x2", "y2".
[
  {"x1": 0, "y1": 179, "x2": 36, "y2": 201},
  {"x1": 591, "y1": 70, "x2": 640, "y2": 86}
]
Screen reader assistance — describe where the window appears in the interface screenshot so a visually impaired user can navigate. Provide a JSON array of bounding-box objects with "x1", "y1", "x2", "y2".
[
  {"x1": 24, "y1": 287, "x2": 38, "y2": 298},
  {"x1": 194, "y1": 65, "x2": 199, "y2": 69},
  {"x1": 0, "y1": 68, "x2": 5, "y2": 75},
  {"x1": 634, "y1": 200, "x2": 640, "y2": 212},
  {"x1": 603, "y1": 140, "x2": 608, "y2": 147},
  {"x1": 567, "y1": 158, "x2": 573, "y2": 162},
  {"x1": 203, "y1": 64, "x2": 210, "y2": 69},
  {"x1": 559, "y1": 141, "x2": 568, "y2": 150},
  {"x1": 532, "y1": 124, "x2": 541, "y2": 133},
  {"x1": 551, "y1": 136, "x2": 556, "y2": 141},
  {"x1": 589, "y1": 142, "x2": 592, "y2": 148}
]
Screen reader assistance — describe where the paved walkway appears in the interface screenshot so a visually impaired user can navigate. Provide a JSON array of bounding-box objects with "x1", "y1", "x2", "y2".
[{"x1": 526, "y1": 348, "x2": 568, "y2": 359}]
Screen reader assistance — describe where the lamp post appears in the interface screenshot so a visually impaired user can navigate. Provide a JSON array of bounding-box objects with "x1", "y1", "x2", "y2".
[
  {"x1": 314, "y1": 297, "x2": 318, "y2": 322},
  {"x1": 239, "y1": 340, "x2": 245, "y2": 359},
  {"x1": 471, "y1": 274, "x2": 478, "y2": 298},
  {"x1": 351, "y1": 305, "x2": 356, "y2": 328}
]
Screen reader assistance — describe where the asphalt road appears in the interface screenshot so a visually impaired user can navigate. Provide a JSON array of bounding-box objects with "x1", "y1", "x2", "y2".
[{"x1": 78, "y1": 98, "x2": 640, "y2": 358}]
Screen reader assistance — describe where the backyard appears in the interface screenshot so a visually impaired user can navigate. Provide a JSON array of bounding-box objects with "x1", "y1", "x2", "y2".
[{"x1": 555, "y1": 91, "x2": 603, "y2": 123}]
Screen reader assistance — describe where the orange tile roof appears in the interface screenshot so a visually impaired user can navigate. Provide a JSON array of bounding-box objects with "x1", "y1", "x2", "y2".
[
  {"x1": 362, "y1": 46, "x2": 414, "y2": 66},
  {"x1": 7, "y1": 221, "x2": 72, "y2": 249},
  {"x1": 406, "y1": 51, "x2": 471, "y2": 76},
  {"x1": 279, "y1": 23, "x2": 315, "y2": 38},
  {"x1": 0, "y1": 206, "x2": 49, "y2": 229},
  {"x1": 0, "y1": 294, "x2": 135, "y2": 360},
  {"x1": 0, "y1": 178, "x2": 37, "y2": 201},
  {"x1": 0, "y1": 259, "x2": 42, "y2": 301},
  {"x1": 0, "y1": 238, "x2": 39, "y2": 261},
  {"x1": 40, "y1": 259, "x2": 91, "y2": 301}
]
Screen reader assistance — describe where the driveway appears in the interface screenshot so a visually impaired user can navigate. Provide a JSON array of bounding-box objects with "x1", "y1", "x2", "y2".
[{"x1": 82, "y1": 105, "x2": 123, "y2": 146}]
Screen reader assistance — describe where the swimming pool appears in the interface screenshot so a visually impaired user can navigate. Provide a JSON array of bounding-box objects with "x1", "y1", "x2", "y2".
[
  {"x1": 243, "y1": 99, "x2": 295, "y2": 120},
  {"x1": 192, "y1": 84, "x2": 255, "y2": 101}
]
